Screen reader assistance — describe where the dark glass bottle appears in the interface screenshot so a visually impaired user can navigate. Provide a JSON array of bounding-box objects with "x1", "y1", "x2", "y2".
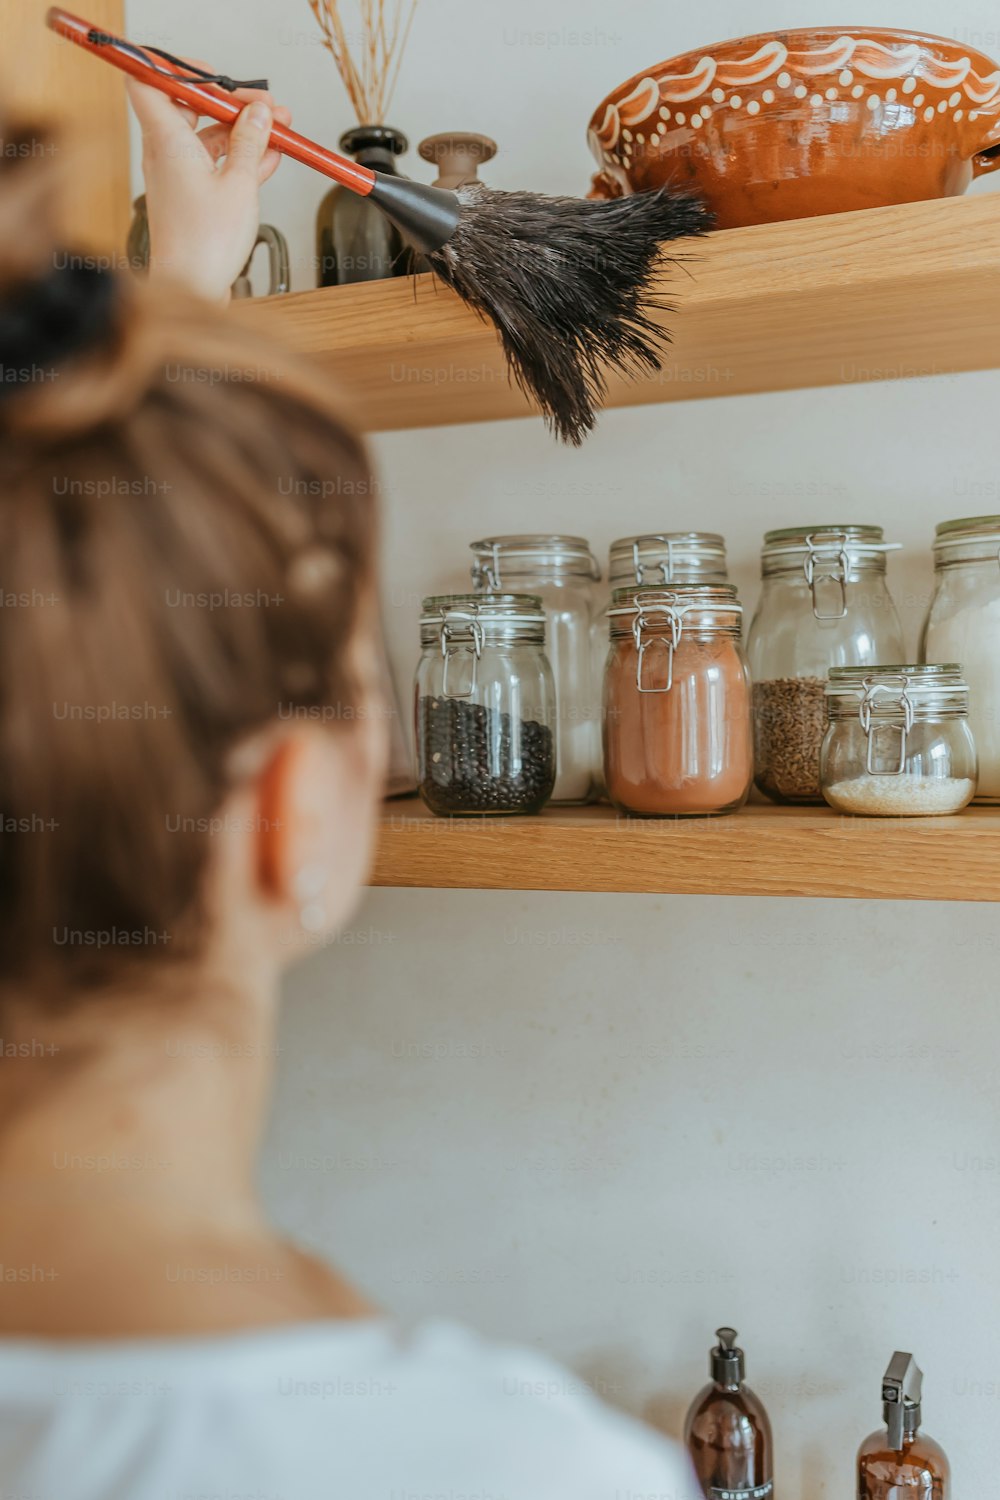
[
  {"x1": 857, "y1": 1353, "x2": 950, "y2": 1500},
  {"x1": 685, "y1": 1329, "x2": 774, "y2": 1500},
  {"x1": 315, "y1": 125, "x2": 414, "y2": 287}
]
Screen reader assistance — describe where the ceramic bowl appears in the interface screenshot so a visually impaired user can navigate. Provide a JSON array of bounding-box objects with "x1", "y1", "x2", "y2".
[{"x1": 587, "y1": 28, "x2": 1000, "y2": 227}]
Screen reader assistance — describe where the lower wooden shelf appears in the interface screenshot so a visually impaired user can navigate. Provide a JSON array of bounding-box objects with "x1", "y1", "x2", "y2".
[{"x1": 372, "y1": 798, "x2": 1000, "y2": 902}]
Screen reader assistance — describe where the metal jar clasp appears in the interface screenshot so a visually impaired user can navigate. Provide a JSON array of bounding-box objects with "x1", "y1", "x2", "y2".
[
  {"x1": 633, "y1": 535, "x2": 675, "y2": 587},
  {"x1": 472, "y1": 542, "x2": 504, "y2": 592},
  {"x1": 803, "y1": 531, "x2": 851, "y2": 621},
  {"x1": 633, "y1": 603, "x2": 683, "y2": 693},
  {"x1": 439, "y1": 611, "x2": 484, "y2": 699},
  {"x1": 858, "y1": 676, "x2": 914, "y2": 775}
]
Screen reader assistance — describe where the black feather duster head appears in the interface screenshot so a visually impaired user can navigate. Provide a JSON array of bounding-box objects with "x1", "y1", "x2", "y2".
[{"x1": 425, "y1": 185, "x2": 712, "y2": 444}]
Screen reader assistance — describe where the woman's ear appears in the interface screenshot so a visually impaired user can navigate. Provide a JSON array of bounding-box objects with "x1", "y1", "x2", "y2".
[{"x1": 251, "y1": 722, "x2": 383, "y2": 949}]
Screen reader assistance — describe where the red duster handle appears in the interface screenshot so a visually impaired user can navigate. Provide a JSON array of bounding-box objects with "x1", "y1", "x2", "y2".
[{"x1": 45, "y1": 7, "x2": 377, "y2": 197}]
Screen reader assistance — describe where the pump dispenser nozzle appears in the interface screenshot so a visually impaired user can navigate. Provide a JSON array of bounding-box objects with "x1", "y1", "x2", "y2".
[
  {"x1": 882, "y1": 1352, "x2": 923, "y2": 1451},
  {"x1": 712, "y1": 1327, "x2": 746, "y2": 1386}
]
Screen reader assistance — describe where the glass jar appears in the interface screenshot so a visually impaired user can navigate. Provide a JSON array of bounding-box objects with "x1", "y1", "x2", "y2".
[
  {"x1": 821, "y1": 666, "x2": 977, "y2": 816},
  {"x1": 603, "y1": 585, "x2": 753, "y2": 817},
  {"x1": 747, "y1": 526, "x2": 905, "y2": 805},
  {"x1": 921, "y1": 515, "x2": 1000, "y2": 802},
  {"x1": 593, "y1": 534, "x2": 729, "y2": 792},
  {"x1": 470, "y1": 535, "x2": 600, "y2": 804},
  {"x1": 415, "y1": 594, "x2": 555, "y2": 817}
]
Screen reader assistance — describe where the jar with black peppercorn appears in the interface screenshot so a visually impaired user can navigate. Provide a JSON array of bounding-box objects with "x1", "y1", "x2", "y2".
[
  {"x1": 415, "y1": 595, "x2": 556, "y2": 817},
  {"x1": 470, "y1": 535, "x2": 601, "y2": 805}
]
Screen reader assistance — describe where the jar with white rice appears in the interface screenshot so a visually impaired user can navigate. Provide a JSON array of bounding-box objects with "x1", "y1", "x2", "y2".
[{"x1": 820, "y1": 666, "x2": 977, "y2": 817}]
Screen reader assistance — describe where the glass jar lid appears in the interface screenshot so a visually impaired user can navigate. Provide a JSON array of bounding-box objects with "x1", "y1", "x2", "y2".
[
  {"x1": 763, "y1": 523, "x2": 887, "y2": 548},
  {"x1": 421, "y1": 594, "x2": 546, "y2": 696},
  {"x1": 761, "y1": 525, "x2": 900, "y2": 564},
  {"x1": 470, "y1": 535, "x2": 600, "y2": 588},
  {"x1": 420, "y1": 593, "x2": 546, "y2": 644},
  {"x1": 608, "y1": 532, "x2": 728, "y2": 587},
  {"x1": 607, "y1": 585, "x2": 742, "y2": 693},
  {"x1": 760, "y1": 525, "x2": 901, "y2": 618},
  {"x1": 932, "y1": 515, "x2": 1000, "y2": 567},
  {"x1": 607, "y1": 583, "x2": 742, "y2": 637},
  {"x1": 826, "y1": 666, "x2": 969, "y2": 777},
  {"x1": 826, "y1": 664, "x2": 969, "y2": 718}
]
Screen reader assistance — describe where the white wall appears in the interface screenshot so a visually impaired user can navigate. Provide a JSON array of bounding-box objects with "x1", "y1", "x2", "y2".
[{"x1": 129, "y1": 0, "x2": 1000, "y2": 1492}]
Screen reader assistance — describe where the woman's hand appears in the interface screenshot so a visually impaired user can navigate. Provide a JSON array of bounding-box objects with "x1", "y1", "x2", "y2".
[{"x1": 126, "y1": 73, "x2": 292, "y2": 304}]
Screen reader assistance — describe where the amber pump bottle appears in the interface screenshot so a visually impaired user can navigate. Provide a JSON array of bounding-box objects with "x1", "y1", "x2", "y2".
[
  {"x1": 685, "y1": 1329, "x2": 774, "y2": 1500},
  {"x1": 857, "y1": 1353, "x2": 950, "y2": 1500}
]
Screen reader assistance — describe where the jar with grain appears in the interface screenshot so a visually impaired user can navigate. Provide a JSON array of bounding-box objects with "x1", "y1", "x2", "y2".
[
  {"x1": 921, "y1": 516, "x2": 1000, "y2": 802},
  {"x1": 821, "y1": 666, "x2": 977, "y2": 816},
  {"x1": 746, "y1": 527, "x2": 905, "y2": 804},
  {"x1": 603, "y1": 585, "x2": 753, "y2": 817},
  {"x1": 415, "y1": 594, "x2": 555, "y2": 817},
  {"x1": 594, "y1": 533, "x2": 730, "y2": 791},
  {"x1": 470, "y1": 535, "x2": 600, "y2": 804}
]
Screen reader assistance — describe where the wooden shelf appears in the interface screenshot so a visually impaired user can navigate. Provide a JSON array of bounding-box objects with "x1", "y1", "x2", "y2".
[
  {"x1": 239, "y1": 194, "x2": 1000, "y2": 432},
  {"x1": 5, "y1": 0, "x2": 130, "y2": 255},
  {"x1": 373, "y1": 798, "x2": 1000, "y2": 902}
]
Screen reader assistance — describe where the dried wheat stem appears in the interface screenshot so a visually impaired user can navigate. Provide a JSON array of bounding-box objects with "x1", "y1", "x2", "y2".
[{"x1": 307, "y1": 0, "x2": 420, "y2": 124}]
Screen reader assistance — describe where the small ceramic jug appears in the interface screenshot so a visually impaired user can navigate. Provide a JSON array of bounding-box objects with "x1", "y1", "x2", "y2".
[{"x1": 126, "y1": 196, "x2": 291, "y2": 297}]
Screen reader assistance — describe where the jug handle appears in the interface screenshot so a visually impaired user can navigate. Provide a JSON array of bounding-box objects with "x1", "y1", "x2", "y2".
[{"x1": 234, "y1": 224, "x2": 291, "y2": 297}]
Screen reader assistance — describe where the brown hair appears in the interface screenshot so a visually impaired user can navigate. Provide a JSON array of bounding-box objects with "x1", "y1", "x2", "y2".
[{"x1": 0, "y1": 119, "x2": 378, "y2": 996}]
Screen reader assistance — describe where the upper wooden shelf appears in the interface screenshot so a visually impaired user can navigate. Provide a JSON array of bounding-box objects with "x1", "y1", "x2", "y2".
[
  {"x1": 239, "y1": 194, "x2": 1000, "y2": 433},
  {"x1": 373, "y1": 798, "x2": 999, "y2": 903}
]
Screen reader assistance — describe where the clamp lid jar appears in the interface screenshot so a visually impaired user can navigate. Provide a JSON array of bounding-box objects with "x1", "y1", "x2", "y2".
[
  {"x1": 820, "y1": 665, "x2": 977, "y2": 817},
  {"x1": 922, "y1": 515, "x2": 1000, "y2": 803},
  {"x1": 592, "y1": 534, "x2": 729, "y2": 794},
  {"x1": 470, "y1": 535, "x2": 600, "y2": 806},
  {"x1": 603, "y1": 584, "x2": 752, "y2": 818},
  {"x1": 415, "y1": 594, "x2": 555, "y2": 817},
  {"x1": 747, "y1": 525, "x2": 905, "y2": 806}
]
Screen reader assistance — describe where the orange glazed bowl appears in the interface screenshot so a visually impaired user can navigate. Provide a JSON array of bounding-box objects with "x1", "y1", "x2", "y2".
[{"x1": 587, "y1": 28, "x2": 1000, "y2": 227}]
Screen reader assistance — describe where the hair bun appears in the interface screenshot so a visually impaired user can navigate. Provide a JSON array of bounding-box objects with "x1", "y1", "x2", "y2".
[{"x1": 0, "y1": 263, "x2": 119, "y2": 401}]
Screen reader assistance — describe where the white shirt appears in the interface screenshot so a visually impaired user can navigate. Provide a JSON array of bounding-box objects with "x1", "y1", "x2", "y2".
[{"x1": 0, "y1": 1317, "x2": 698, "y2": 1500}]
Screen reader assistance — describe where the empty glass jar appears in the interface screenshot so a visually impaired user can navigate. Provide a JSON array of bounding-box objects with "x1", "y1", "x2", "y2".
[
  {"x1": 470, "y1": 535, "x2": 600, "y2": 804},
  {"x1": 603, "y1": 585, "x2": 753, "y2": 817},
  {"x1": 821, "y1": 666, "x2": 977, "y2": 817},
  {"x1": 415, "y1": 594, "x2": 555, "y2": 817},
  {"x1": 921, "y1": 516, "x2": 1000, "y2": 802},
  {"x1": 747, "y1": 526, "x2": 905, "y2": 805}
]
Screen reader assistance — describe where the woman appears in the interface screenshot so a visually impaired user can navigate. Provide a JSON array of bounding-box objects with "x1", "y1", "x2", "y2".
[{"x1": 0, "y1": 81, "x2": 695, "y2": 1499}]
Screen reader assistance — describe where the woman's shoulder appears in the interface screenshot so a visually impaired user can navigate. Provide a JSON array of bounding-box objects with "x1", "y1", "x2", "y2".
[{"x1": 0, "y1": 1318, "x2": 698, "y2": 1500}]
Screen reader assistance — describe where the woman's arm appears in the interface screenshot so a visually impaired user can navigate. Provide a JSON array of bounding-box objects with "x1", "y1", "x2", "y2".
[{"x1": 126, "y1": 72, "x2": 292, "y2": 303}]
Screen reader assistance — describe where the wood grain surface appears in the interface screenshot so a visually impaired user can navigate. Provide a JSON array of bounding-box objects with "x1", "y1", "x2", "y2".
[
  {"x1": 1, "y1": 0, "x2": 131, "y2": 255},
  {"x1": 373, "y1": 799, "x2": 1000, "y2": 902}
]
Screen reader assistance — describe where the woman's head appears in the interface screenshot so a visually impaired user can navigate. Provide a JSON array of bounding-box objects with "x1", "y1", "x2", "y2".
[{"x1": 0, "y1": 117, "x2": 386, "y2": 1004}]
